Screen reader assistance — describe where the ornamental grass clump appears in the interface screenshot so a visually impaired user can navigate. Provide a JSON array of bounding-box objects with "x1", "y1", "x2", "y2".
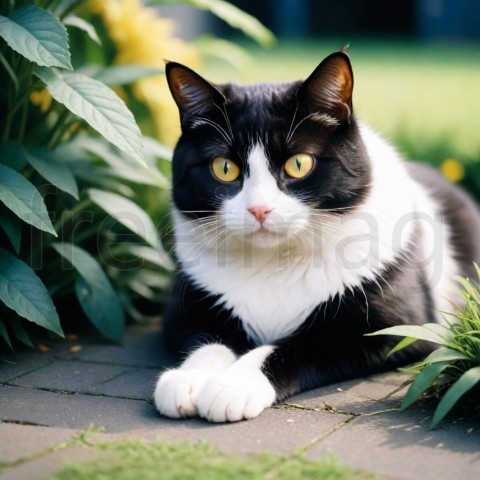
[{"x1": 372, "y1": 265, "x2": 480, "y2": 428}]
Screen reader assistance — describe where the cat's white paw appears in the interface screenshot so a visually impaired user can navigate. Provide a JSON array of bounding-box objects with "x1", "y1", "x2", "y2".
[
  {"x1": 154, "y1": 344, "x2": 236, "y2": 419},
  {"x1": 197, "y1": 346, "x2": 276, "y2": 423},
  {"x1": 154, "y1": 368, "x2": 210, "y2": 418}
]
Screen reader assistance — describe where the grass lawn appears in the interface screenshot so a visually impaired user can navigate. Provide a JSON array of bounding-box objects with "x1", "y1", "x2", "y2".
[
  {"x1": 49, "y1": 436, "x2": 376, "y2": 480},
  {"x1": 201, "y1": 38, "x2": 480, "y2": 166}
]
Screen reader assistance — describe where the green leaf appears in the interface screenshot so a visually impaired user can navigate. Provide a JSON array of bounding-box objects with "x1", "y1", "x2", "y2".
[
  {"x1": 424, "y1": 346, "x2": 472, "y2": 364},
  {"x1": 10, "y1": 318, "x2": 34, "y2": 347},
  {"x1": 63, "y1": 14, "x2": 101, "y2": 45},
  {"x1": 0, "y1": 141, "x2": 28, "y2": 171},
  {"x1": 142, "y1": 136, "x2": 172, "y2": 162},
  {"x1": 0, "y1": 319, "x2": 13, "y2": 349},
  {"x1": 33, "y1": 67, "x2": 144, "y2": 165},
  {"x1": 52, "y1": 243, "x2": 124, "y2": 343},
  {"x1": 401, "y1": 361, "x2": 449, "y2": 410},
  {"x1": 0, "y1": 164, "x2": 57, "y2": 236},
  {"x1": 0, "y1": 6, "x2": 71, "y2": 69},
  {"x1": 88, "y1": 189, "x2": 159, "y2": 249},
  {"x1": 194, "y1": 36, "x2": 251, "y2": 68},
  {"x1": 79, "y1": 138, "x2": 168, "y2": 187},
  {"x1": 0, "y1": 247, "x2": 63, "y2": 336},
  {"x1": 0, "y1": 205, "x2": 22, "y2": 254},
  {"x1": 431, "y1": 366, "x2": 480, "y2": 428},
  {"x1": 120, "y1": 245, "x2": 174, "y2": 271},
  {"x1": 368, "y1": 324, "x2": 449, "y2": 346},
  {"x1": 82, "y1": 64, "x2": 163, "y2": 86},
  {"x1": 422, "y1": 323, "x2": 453, "y2": 339},
  {"x1": 387, "y1": 336, "x2": 418, "y2": 358},
  {"x1": 173, "y1": 0, "x2": 275, "y2": 47},
  {"x1": 25, "y1": 147, "x2": 79, "y2": 199}
]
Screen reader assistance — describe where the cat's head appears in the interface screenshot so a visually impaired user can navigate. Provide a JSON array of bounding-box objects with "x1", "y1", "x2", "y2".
[{"x1": 167, "y1": 50, "x2": 371, "y2": 249}]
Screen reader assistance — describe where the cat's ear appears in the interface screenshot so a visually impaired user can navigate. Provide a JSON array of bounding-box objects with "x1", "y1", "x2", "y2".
[
  {"x1": 166, "y1": 62, "x2": 226, "y2": 122},
  {"x1": 299, "y1": 51, "x2": 354, "y2": 123}
]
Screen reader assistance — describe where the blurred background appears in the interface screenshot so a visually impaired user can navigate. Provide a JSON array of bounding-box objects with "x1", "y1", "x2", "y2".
[{"x1": 148, "y1": 0, "x2": 480, "y2": 196}]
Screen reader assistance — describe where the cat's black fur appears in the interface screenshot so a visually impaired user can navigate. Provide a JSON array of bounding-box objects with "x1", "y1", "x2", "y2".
[{"x1": 158, "y1": 50, "x2": 480, "y2": 412}]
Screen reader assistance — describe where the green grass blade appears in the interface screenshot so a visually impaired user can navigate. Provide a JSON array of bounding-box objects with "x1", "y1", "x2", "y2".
[
  {"x1": 431, "y1": 365, "x2": 480, "y2": 428},
  {"x1": 424, "y1": 346, "x2": 472, "y2": 364},
  {"x1": 367, "y1": 324, "x2": 448, "y2": 345},
  {"x1": 387, "y1": 336, "x2": 417, "y2": 358},
  {"x1": 401, "y1": 361, "x2": 449, "y2": 410}
]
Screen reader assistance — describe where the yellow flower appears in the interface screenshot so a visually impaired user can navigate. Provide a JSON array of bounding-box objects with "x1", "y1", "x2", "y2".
[
  {"x1": 90, "y1": 0, "x2": 200, "y2": 146},
  {"x1": 441, "y1": 158, "x2": 465, "y2": 183},
  {"x1": 30, "y1": 88, "x2": 52, "y2": 112}
]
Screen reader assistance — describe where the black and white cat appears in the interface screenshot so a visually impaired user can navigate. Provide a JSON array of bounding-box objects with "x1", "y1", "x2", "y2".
[{"x1": 154, "y1": 50, "x2": 480, "y2": 423}]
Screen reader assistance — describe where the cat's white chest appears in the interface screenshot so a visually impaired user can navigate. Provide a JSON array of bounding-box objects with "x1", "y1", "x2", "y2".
[{"x1": 183, "y1": 247, "x2": 327, "y2": 345}]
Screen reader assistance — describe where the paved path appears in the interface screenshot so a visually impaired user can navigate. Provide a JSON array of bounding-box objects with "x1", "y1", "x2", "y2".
[{"x1": 1, "y1": 322, "x2": 479, "y2": 479}]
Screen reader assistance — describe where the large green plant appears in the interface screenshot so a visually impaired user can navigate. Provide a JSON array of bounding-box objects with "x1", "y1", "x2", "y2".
[
  {"x1": 0, "y1": 0, "x2": 173, "y2": 347},
  {"x1": 0, "y1": 0, "x2": 275, "y2": 349}
]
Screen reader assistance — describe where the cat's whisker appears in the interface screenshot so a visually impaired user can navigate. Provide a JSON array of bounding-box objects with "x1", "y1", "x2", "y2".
[
  {"x1": 213, "y1": 102, "x2": 234, "y2": 141},
  {"x1": 285, "y1": 102, "x2": 299, "y2": 144},
  {"x1": 192, "y1": 117, "x2": 232, "y2": 144},
  {"x1": 286, "y1": 111, "x2": 322, "y2": 143}
]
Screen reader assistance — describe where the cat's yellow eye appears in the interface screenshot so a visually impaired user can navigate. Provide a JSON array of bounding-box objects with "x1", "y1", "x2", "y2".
[
  {"x1": 211, "y1": 156, "x2": 240, "y2": 182},
  {"x1": 284, "y1": 153, "x2": 314, "y2": 179}
]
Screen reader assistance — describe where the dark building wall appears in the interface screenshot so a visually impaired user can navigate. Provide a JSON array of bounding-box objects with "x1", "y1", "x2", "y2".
[
  {"x1": 227, "y1": 0, "x2": 479, "y2": 41},
  {"x1": 231, "y1": 0, "x2": 415, "y2": 37}
]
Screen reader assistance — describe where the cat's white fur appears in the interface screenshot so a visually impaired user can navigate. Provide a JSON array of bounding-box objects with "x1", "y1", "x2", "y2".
[
  {"x1": 174, "y1": 125, "x2": 460, "y2": 346},
  {"x1": 154, "y1": 343, "x2": 275, "y2": 422},
  {"x1": 154, "y1": 344, "x2": 237, "y2": 418},
  {"x1": 196, "y1": 345, "x2": 276, "y2": 422}
]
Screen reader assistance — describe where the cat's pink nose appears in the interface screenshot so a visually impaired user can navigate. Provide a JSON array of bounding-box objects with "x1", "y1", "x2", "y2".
[{"x1": 248, "y1": 206, "x2": 272, "y2": 224}]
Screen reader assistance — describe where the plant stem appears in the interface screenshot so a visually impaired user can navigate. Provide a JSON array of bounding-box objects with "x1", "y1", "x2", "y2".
[
  {"x1": 17, "y1": 95, "x2": 30, "y2": 141},
  {"x1": 53, "y1": 198, "x2": 93, "y2": 232},
  {"x1": 0, "y1": 51, "x2": 18, "y2": 92},
  {"x1": 47, "y1": 109, "x2": 73, "y2": 148}
]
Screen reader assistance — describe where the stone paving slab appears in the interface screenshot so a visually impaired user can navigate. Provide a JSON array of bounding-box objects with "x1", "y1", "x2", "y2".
[
  {"x1": 90, "y1": 407, "x2": 348, "y2": 457},
  {"x1": 10, "y1": 360, "x2": 131, "y2": 394},
  {"x1": 1, "y1": 323, "x2": 480, "y2": 480},
  {"x1": 0, "y1": 446, "x2": 98, "y2": 480},
  {"x1": 0, "y1": 354, "x2": 53, "y2": 384},
  {"x1": 0, "y1": 424, "x2": 79, "y2": 465},
  {"x1": 286, "y1": 379, "x2": 401, "y2": 416},
  {"x1": 89, "y1": 367, "x2": 158, "y2": 400},
  {"x1": 0, "y1": 386, "x2": 347, "y2": 455},
  {"x1": 306, "y1": 408, "x2": 480, "y2": 480},
  {"x1": 0, "y1": 385, "x2": 156, "y2": 432},
  {"x1": 56, "y1": 324, "x2": 172, "y2": 369}
]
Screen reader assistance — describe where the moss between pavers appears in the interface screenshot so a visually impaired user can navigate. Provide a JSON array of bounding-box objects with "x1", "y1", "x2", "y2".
[{"x1": 48, "y1": 435, "x2": 378, "y2": 480}]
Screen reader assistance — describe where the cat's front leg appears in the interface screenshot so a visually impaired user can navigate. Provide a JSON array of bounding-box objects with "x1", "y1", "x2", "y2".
[
  {"x1": 154, "y1": 344, "x2": 236, "y2": 418},
  {"x1": 196, "y1": 346, "x2": 277, "y2": 423}
]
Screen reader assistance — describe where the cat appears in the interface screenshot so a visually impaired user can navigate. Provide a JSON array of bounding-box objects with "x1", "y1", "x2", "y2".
[{"x1": 153, "y1": 49, "x2": 480, "y2": 423}]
